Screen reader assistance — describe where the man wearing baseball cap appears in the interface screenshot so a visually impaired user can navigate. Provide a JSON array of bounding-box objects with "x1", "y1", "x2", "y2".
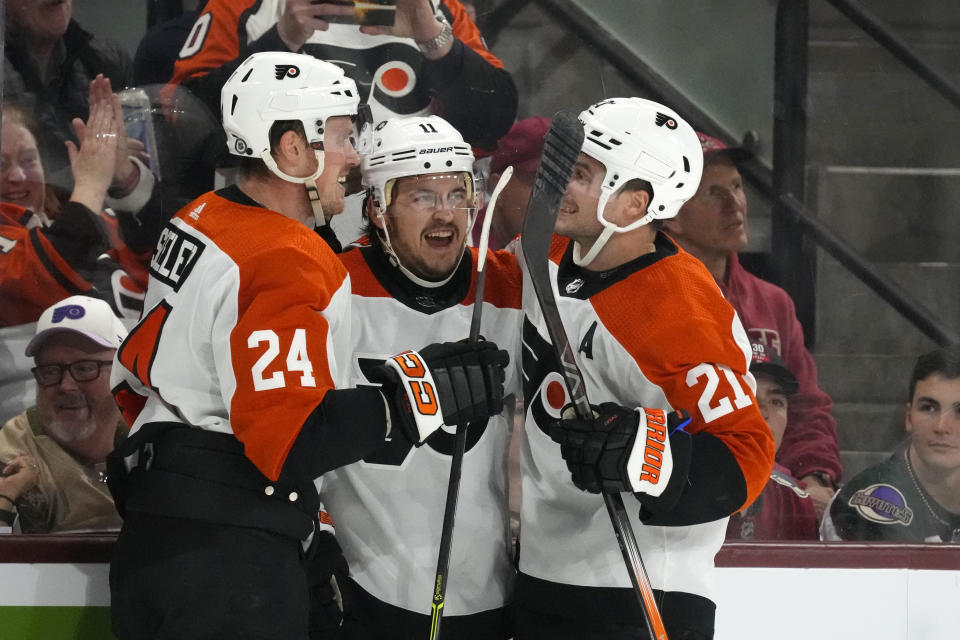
[
  {"x1": 0, "y1": 295, "x2": 127, "y2": 533},
  {"x1": 473, "y1": 116, "x2": 551, "y2": 250},
  {"x1": 663, "y1": 132, "x2": 843, "y2": 518},
  {"x1": 726, "y1": 342, "x2": 819, "y2": 540}
]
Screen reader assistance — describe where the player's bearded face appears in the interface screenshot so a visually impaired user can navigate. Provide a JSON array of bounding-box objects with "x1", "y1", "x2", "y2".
[
  {"x1": 312, "y1": 116, "x2": 361, "y2": 217},
  {"x1": 382, "y1": 173, "x2": 473, "y2": 281},
  {"x1": 1, "y1": 119, "x2": 46, "y2": 215}
]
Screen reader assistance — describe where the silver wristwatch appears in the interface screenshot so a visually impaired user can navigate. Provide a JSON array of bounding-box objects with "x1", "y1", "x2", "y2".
[{"x1": 416, "y1": 15, "x2": 454, "y2": 54}]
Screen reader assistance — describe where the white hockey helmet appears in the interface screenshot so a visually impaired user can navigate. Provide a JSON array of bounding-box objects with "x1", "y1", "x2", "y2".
[
  {"x1": 361, "y1": 115, "x2": 478, "y2": 288},
  {"x1": 221, "y1": 51, "x2": 366, "y2": 224},
  {"x1": 574, "y1": 97, "x2": 703, "y2": 265}
]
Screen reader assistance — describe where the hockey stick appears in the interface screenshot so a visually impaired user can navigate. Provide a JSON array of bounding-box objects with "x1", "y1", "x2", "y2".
[
  {"x1": 428, "y1": 167, "x2": 514, "y2": 640},
  {"x1": 519, "y1": 112, "x2": 669, "y2": 640}
]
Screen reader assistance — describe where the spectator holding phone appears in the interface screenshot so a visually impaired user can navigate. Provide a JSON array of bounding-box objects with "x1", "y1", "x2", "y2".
[{"x1": 168, "y1": 0, "x2": 517, "y2": 151}]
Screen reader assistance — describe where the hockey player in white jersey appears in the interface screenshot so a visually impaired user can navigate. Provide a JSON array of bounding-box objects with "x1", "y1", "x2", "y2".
[
  {"x1": 320, "y1": 115, "x2": 522, "y2": 639},
  {"x1": 516, "y1": 98, "x2": 775, "y2": 639},
  {"x1": 106, "y1": 52, "x2": 509, "y2": 640}
]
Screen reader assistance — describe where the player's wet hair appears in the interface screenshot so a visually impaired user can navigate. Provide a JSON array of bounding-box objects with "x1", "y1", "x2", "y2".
[{"x1": 908, "y1": 344, "x2": 960, "y2": 401}]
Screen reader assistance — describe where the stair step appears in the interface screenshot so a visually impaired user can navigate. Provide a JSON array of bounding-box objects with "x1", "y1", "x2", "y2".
[
  {"x1": 834, "y1": 401, "x2": 905, "y2": 452},
  {"x1": 814, "y1": 259, "x2": 958, "y2": 354},
  {"x1": 816, "y1": 353, "x2": 916, "y2": 403},
  {"x1": 810, "y1": 166, "x2": 960, "y2": 263}
]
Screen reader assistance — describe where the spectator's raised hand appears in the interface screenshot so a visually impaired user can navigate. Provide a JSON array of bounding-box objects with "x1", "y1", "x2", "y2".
[
  {"x1": 360, "y1": 0, "x2": 453, "y2": 59},
  {"x1": 65, "y1": 75, "x2": 123, "y2": 212},
  {"x1": 1, "y1": 454, "x2": 41, "y2": 501},
  {"x1": 278, "y1": 0, "x2": 353, "y2": 51}
]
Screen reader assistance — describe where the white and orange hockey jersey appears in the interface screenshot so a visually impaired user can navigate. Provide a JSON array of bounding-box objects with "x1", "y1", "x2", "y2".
[
  {"x1": 517, "y1": 233, "x2": 774, "y2": 615},
  {"x1": 320, "y1": 244, "x2": 522, "y2": 623},
  {"x1": 111, "y1": 185, "x2": 352, "y2": 481}
]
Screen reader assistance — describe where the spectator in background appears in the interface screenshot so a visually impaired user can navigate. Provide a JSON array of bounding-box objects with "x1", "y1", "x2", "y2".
[
  {"x1": 168, "y1": 0, "x2": 517, "y2": 151},
  {"x1": 1, "y1": 79, "x2": 149, "y2": 420},
  {"x1": 2, "y1": 77, "x2": 158, "y2": 319},
  {"x1": 0, "y1": 295, "x2": 128, "y2": 534},
  {"x1": 3, "y1": 0, "x2": 133, "y2": 190},
  {"x1": 727, "y1": 343, "x2": 819, "y2": 541},
  {"x1": 822, "y1": 344, "x2": 960, "y2": 543},
  {"x1": 663, "y1": 133, "x2": 842, "y2": 517},
  {"x1": 134, "y1": 0, "x2": 204, "y2": 86},
  {"x1": 473, "y1": 116, "x2": 549, "y2": 250}
]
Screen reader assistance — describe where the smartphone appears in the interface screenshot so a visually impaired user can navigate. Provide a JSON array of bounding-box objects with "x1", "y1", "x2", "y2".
[
  {"x1": 320, "y1": 0, "x2": 397, "y2": 27},
  {"x1": 118, "y1": 87, "x2": 161, "y2": 180}
]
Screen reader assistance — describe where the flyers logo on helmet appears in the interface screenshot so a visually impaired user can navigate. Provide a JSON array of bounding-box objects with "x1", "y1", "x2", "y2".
[
  {"x1": 274, "y1": 65, "x2": 300, "y2": 80},
  {"x1": 655, "y1": 112, "x2": 678, "y2": 130}
]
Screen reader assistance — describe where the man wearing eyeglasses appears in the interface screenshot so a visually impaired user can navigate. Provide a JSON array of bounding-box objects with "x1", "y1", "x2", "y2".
[{"x1": 0, "y1": 295, "x2": 128, "y2": 533}]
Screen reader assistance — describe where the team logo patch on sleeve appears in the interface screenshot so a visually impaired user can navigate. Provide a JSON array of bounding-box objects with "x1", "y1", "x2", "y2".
[
  {"x1": 848, "y1": 484, "x2": 914, "y2": 525},
  {"x1": 149, "y1": 224, "x2": 204, "y2": 291}
]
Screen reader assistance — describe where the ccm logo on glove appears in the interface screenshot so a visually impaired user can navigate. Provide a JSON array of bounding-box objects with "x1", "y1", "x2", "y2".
[{"x1": 388, "y1": 351, "x2": 439, "y2": 416}]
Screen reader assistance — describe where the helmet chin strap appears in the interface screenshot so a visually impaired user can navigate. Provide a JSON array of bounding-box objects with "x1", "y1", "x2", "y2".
[
  {"x1": 571, "y1": 190, "x2": 656, "y2": 267},
  {"x1": 374, "y1": 208, "x2": 472, "y2": 289},
  {"x1": 261, "y1": 150, "x2": 328, "y2": 226}
]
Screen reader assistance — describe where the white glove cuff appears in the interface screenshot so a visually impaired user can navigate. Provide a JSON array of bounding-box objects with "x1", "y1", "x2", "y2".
[
  {"x1": 626, "y1": 407, "x2": 675, "y2": 497},
  {"x1": 384, "y1": 349, "x2": 444, "y2": 443}
]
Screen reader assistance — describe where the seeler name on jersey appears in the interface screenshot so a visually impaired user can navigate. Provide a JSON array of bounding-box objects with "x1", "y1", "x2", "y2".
[{"x1": 150, "y1": 224, "x2": 204, "y2": 291}]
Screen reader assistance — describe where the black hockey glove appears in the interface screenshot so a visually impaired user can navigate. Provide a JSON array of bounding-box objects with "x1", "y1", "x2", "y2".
[
  {"x1": 369, "y1": 341, "x2": 509, "y2": 446},
  {"x1": 549, "y1": 402, "x2": 693, "y2": 511}
]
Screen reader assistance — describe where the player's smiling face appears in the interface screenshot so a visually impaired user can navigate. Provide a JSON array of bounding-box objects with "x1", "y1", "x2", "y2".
[
  {"x1": 312, "y1": 116, "x2": 360, "y2": 217},
  {"x1": 555, "y1": 153, "x2": 606, "y2": 245},
  {"x1": 380, "y1": 173, "x2": 472, "y2": 281},
  {"x1": 906, "y1": 374, "x2": 960, "y2": 473},
  {"x1": 1, "y1": 117, "x2": 46, "y2": 215}
]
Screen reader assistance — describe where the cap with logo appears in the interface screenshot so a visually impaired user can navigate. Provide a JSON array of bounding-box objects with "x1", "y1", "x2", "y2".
[
  {"x1": 25, "y1": 295, "x2": 129, "y2": 357},
  {"x1": 696, "y1": 132, "x2": 753, "y2": 165},
  {"x1": 749, "y1": 342, "x2": 799, "y2": 396}
]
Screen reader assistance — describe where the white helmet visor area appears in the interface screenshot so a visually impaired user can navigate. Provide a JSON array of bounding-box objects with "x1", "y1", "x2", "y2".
[{"x1": 375, "y1": 172, "x2": 479, "y2": 288}]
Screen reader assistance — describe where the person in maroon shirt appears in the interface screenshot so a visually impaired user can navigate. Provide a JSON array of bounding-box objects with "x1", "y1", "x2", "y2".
[
  {"x1": 727, "y1": 343, "x2": 819, "y2": 541},
  {"x1": 663, "y1": 133, "x2": 841, "y2": 518}
]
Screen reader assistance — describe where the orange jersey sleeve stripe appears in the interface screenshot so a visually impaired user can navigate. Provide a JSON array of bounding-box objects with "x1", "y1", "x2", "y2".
[{"x1": 338, "y1": 247, "x2": 392, "y2": 299}]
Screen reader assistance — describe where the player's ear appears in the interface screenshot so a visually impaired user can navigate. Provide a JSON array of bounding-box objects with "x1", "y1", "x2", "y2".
[
  {"x1": 904, "y1": 401, "x2": 915, "y2": 435},
  {"x1": 276, "y1": 129, "x2": 307, "y2": 164},
  {"x1": 621, "y1": 188, "x2": 650, "y2": 225}
]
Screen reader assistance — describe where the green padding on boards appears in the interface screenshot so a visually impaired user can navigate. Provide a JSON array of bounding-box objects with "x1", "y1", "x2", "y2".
[{"x1": 3, "y1": 606, "x2": 113, "y2": 639}]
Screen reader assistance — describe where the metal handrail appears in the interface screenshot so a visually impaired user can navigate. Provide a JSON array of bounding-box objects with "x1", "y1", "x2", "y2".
[
  {"x1": 778, "y1": 194, "x2": 960, "y2": 346},
  {"x1": 512, "y1": 0, "x2": 958, "y2": 348},
  {"x1": 824, "y1": 0, "x2": 960, "y2": 113}
]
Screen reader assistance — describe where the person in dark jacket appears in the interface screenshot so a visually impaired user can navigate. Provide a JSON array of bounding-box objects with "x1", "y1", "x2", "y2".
[
  {"x1": 822, "y1": 344, "x2": 960, "y2": 543},
  {"x1": 4, "y1": 0, "x2": 134, "y2": 190}
]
